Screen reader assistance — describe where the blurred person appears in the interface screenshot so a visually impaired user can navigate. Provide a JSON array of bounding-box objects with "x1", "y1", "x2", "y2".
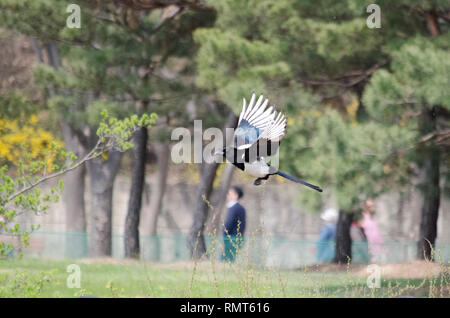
[
  {"x1": 222, "y1": 186, "x2": 246, "y2": 262},
  {"x1": 316, "y1": 208, "x2": 338, "y2": 263},
  {"x1": 351, "y1": 216, "x2": 370, "y2": 263},
  {"x1": 361, "y1": 199, "x2": 383, "y2": 261}
]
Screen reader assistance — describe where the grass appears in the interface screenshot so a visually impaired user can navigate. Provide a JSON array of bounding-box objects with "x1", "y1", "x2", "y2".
[{"x1": 0, "y1": 257, "x2": 449, "y2": 298}]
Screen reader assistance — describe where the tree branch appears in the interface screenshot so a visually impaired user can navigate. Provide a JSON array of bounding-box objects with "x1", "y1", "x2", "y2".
[
  {"x1": 6, "y1": 139, "x2": 101, "y2": 203},
  {"x1": 298, "y1": 61, "x2": 388, "y2": 88}
]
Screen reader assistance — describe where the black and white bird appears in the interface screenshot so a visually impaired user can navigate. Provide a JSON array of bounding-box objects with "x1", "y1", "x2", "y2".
[{"x1": 216, "y1": 93, "x2": 322, "y2": 192}]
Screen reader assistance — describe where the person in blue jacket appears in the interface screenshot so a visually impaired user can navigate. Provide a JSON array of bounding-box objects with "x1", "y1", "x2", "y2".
[
  {"x1": 316, "y1": 208, "x2": 338, "y2": 263},
  {"x1": 222, "y1": 186, "x2": 246, "y2": 262}
]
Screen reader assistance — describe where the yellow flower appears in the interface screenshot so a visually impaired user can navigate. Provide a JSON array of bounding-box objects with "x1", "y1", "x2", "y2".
[
  {"x1": 29, "y1": 114, "x2": 39, "y2": 125},
  {"x1": 0, "y1": 115, "x2": 65, "y2": 171}
]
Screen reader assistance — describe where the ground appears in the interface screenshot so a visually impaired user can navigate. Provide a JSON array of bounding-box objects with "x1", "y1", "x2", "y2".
[{"x1": 0, "y1": 257, "x2": 448, "y2": 297}]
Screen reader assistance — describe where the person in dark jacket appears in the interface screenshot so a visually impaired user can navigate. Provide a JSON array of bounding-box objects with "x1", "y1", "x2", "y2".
[{"x1": 222, "y1": 186, "x2": 246, "y2": 262}]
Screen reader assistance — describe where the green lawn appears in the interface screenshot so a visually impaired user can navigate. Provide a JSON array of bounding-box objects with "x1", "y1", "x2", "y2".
[{"x1": 0, "y1": 257, "x2": 447, "y2": 298}]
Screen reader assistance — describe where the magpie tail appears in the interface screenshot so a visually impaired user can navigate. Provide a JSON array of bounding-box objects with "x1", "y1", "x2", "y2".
[{"x1": 275, "y1": 170, "x2": 323, "y2": 192}]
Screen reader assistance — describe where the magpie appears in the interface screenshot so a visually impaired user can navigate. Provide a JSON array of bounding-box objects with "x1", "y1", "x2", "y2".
[{"x1": 215, "y1": 93, "x2": 322, "y2": 192}]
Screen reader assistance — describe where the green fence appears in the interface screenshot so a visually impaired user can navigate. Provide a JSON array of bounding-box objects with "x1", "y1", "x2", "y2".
[{"x1": 5, "y1": 231, "x2": 450, "y2": 268}]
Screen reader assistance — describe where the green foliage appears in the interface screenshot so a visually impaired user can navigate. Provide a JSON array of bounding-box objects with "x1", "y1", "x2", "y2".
[
  {"x1": 0, "y1": 91, "x2": 39, "y2": 120},
  {"x1": 363, "y1": 31, "x2": 450, "y2": 197},
  {"x1": 96, "y1": 110, "x2": 158, "y2": 152},
  {"x1": 0, "y1": 0, "x2": 68, "y2": 40},
  {"x1": 0, "y1": 269, "x2": 55, "y2": 297},
  {"x1": 195, "y1": 0, "x2": 389, "y2": 110},
  {"x1": 363, "y1": 35, "x2": 450, "y2": 122}
]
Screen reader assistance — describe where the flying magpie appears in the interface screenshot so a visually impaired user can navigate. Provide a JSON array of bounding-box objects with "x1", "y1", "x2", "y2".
[{"x1": 215, "y1": 93, "x2": 322, "y2": 192}]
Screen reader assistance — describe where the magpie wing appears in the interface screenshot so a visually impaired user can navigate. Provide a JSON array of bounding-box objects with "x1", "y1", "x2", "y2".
[
  {"x1": 260, "y1": 110, "x2": 287, "y2": 145},
  {"x1": 233, "y1": 93, "x2": 276, "y2": 150},
  {"x1": 245, "y1": 110, "x2": 287, "y2": 162}
]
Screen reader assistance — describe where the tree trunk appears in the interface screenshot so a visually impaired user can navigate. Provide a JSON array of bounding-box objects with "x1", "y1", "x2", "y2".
[
  {"x1": 139, "y1": 142, "x2": 169, "y2": 261},
  {"x1": 188, "y1": 161, "x2": 219, "y2": 259},
  {"x1": 124, "y1": 127, "x2": 148, "y2": 258},
  {"x1": 62, "y1": 122, "x2": 88, "y2": 258},
  {"x1": 416, "y1": 7, "x2": 442, "y2": 262},
  {"x1": 333, "y1": 210, "x2": 353, "y2": 264},
  {"x1": 206, "y1": 163, "x2": 235, "y2": 235},
  {"x1": 188, "y1": 111, "x2": 238, "y2": 259},
  {"x1": 146, "y1": 142, "x2": 170, "y2": 235},
  {"x1": 87, "y1": 151, "x2": 122, "y2": 257},
  {"x1": 417, "y1": 108, "x2": 440, "y2": 261},
  {"x1": 425, "y1": 10, "x2": 440, "y2": 37},
  {"x1": 63, "y1": 164, "x2": 86, "y2": 230}
]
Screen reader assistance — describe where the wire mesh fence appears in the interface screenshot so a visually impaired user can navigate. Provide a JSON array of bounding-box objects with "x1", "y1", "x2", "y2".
[{"x1": 3, "y1": 231, "x2": 450, "y2": 268}]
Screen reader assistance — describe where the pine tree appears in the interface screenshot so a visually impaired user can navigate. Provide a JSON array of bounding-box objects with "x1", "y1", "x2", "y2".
[{"x1": 363, "y1": 34, "x2": 450, "y2": 260}]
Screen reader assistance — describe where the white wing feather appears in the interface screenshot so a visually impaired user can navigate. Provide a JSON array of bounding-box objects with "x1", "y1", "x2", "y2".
[
  {"x1": 235, "y1": 93, "x2": 287, "y2": 148},
  {"x1": 259, "y1": 111, "x2": 286, "y2": 142},
  {"x1": 237, "y1": 93, "x2": 275, "y2": 129}
]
